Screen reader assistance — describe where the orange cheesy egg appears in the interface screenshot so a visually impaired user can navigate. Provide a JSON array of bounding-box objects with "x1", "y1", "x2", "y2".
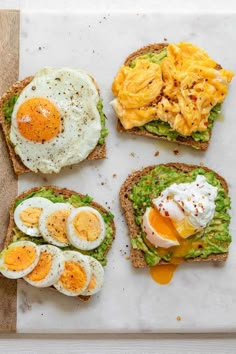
[{"x1": 112, "y1": 42, "x2": 234, "y2": 135}]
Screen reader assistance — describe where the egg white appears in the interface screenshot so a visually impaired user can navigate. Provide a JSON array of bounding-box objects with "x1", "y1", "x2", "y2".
[
  {"x1": 39, "y1": 203, "x2": 74, "y2": 247},
  {"x1": 24, "y1": 244, "x2": 65, "y2": 288},
  {"x1": 10, "y1": 67, "x2": 102, "y2": 173},
  {"x1": 14, "y1": 197, "x2": 53, "y2": 237},
  {"x1": 54, "y1": 251, "x2": 91, "y2": 297},
  {"x1": 81, "y1": 256, "x2": 104, "y2": 296},
  {"x1": 0, "y1": 241, "x2": 40, "y2": 279},
  {"x1": 66, "y1": 206, "x2": 106, "y2": 251}
]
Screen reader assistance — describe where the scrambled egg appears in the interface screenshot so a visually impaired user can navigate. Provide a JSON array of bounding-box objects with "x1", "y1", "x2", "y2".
[{"x1": 112, "y1": 42, "x2": 234, "y2": 135}]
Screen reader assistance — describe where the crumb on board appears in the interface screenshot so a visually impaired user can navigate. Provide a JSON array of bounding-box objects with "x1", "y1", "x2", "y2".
[
  {"x1": 112, "y1": 173, "x2": 117, "y2": 178},
  {"x1": 164, "y1": 38, "x2": 168, "y2": 41},
  {"x1": 130, "y1": 152, "x2": 135, "y2": 157},
  {"x1": 173, "y1": 149, "x2": 179, "y2": 155},
  {"x1": 154, "y1": 150, "x2": 159, "y2": 157},
  {"x1": 176, "y1": 316, "x2": 181, "y2": 321}
]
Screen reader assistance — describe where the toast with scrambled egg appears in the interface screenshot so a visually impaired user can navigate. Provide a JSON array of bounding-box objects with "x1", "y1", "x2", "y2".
[
  {"x1": 1, "y1": 186, "x2": 115, "y2": 300},
  {"x1": 112, "y1": 43, "x2": 234, "y2": 150},
  {"x1": 0, "y1": 68, "x2": 108, "y2": 175},
  {"x1": 120, "y1": 163, "x2": 231, "y2": 268}
]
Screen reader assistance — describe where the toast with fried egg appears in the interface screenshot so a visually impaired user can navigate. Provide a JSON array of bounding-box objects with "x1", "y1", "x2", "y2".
[
  {"x1": 1, "y1": 186, "x2": 115, "y2": 300},
  {"x1": 0, "y1": 68, "x2": 108, "y2": 175},
  {"x1": 120, "y1": 163, "x2": 230, "y2": 268},
  {"x1": 112, "y1": 43, "x2": 234, "y2": 150}
]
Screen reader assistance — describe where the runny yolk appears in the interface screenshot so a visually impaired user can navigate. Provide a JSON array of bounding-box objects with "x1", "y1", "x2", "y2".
[
  {"x1": 60, "y1": 261, "x2": 87, "y2": 292},
  {"x1": 46, "y1": 210, "x2": 71, "y2": 243},
  {"x1": 20, "y1": 207, "x2": 42, "y2": 227},
  {"x1": 16, "y1": 97, "x2": 61, "y2": 142},
  {"x1": 73, "y1": 211, "x2": 101, "y2": 241},
  {"x1": 87, "y1": 274, "x2": 96, "y2": 290},
  {"x1": 150, "y1": 264, "x2": 178, "y2": 285},
  {"x1": 148, "y1": 207, "x2": 180, "y2": 241},
  {"x1": 4, "y1": 246, "x2": 36, "y2": 271},
  {"x1": 26, "y1": 251, "x2": 52, "y2": 281}
]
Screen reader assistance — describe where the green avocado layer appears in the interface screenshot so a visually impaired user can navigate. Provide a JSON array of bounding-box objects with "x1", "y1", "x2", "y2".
[
  {"x1": 129, "y1": 49, "x2": 221, "y2": 145},
  {"x1": 129, "y1": 166, "x2": 231, "y2": 266},
  {"x1": 12, "y1": 188, "x2": 114, "y2": 266},
  {"x1": 2, "y1": 95, "x2": 108, "y2": 145}
]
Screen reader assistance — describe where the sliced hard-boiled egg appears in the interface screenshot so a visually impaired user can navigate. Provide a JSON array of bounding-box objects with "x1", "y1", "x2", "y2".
[
  {"x1": 54, "y1": 251, "x2": 91, "y2": 296},
  {"x1": 39, "y1": 203, "x2": 74, "y2": 247},
  {"x1": 142, "y1": 207, "x2": 180, "y2": 248},
  {"x1": 152, "y1": 197, "x2": 196, "y2": 238},
  {"x1": 14, "y1": 197, "x2": 53, "y2": 237},
  {"x1": 0, "y1": 241, "x2": 40, "y2": 279},
  {"x1": 81, "y1": 256, "x2": 104, "y2": 296},
  {"x1": 24, "y1": 244, "x2": 65, "y2": 288},
  {"x1": 66, "y1": 206, "x2": 106, "y2": 251}
]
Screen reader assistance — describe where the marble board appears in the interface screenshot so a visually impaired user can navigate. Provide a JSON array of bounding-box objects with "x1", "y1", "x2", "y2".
[{"x1": 5, "y1": 10, "x2": 236, "y2": 333}]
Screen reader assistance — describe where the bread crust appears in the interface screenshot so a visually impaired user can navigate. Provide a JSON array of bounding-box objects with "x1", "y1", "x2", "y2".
[
  {"x1": 115, "y1": 43, "x2": 223, "y2": 151},
  {"x1": 119, "y1": 163, "x2": 229, "y2": 268},
  {"x1": 0, "y1": 77, "x2": 106, "y2": 175},
  {"x1": 3, "y1": 186, "x2": 116, "y2": 301}
]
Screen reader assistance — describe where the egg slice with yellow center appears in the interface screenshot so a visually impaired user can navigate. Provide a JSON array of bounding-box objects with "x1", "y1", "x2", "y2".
[
  {"x1": 54, "y1": 251, "x2": 91, "y2": 296},
  {"x1": 81, "y1": 256, "x2": 104, "y2": 296},
  {"x1": 24, "y1": 244, "x2": 65, "y2": 288},
  {"x1": 0, "y1": 241, "x2": 40, "y2": 279},
  {"x1": 39, "y1": 203, "x2": 74, "y2": 247},
  {"x1": 14, "y1": 197, "x2": 53, "y2": 237},
  {"x1": 67, "y1": 206, "x2": 106, "y2": 250}
]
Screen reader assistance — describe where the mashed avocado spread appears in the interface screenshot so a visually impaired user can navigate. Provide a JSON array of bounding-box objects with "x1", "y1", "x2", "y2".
[
  {"x1": 2, "y1": 95, "x2": 108, "y2": 145},
  {"x1": 130, "y1": 166, "x2": 231, "y2": 266},
  {"x1": 13, "y1": 189, "x2": 114, "y2": 266},
  {"x1": 129, "y1": 49, "x2": 221, "y2": 145}
]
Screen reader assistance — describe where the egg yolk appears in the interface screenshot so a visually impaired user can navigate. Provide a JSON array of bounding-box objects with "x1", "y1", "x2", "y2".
[
  {"x1": 150, "y1": 264, "x2": 178, "y2": 285},
  {"x1": 20, "y1": 207, "x2": 42, "y2": 227},
  {"x1": 26, "y1": 251, "x2": 52, "y2": 281},
  {"x1": 73, "y1": 211, "x2": 101, "y2": 242},
  {"x1": 172, "y1": 218, "x2": 196, "y2": 238},
  {"x1": 4, "y1": 245, "x2": 36, "y2": 271},
  {"x1": 59, "y1": 261, "x2": 87, "y2": 292},
  {"x1": 16, "y1": 97, "x2": 61, "y2": 142},
  {"x1": 87, "y1": 274, "x2": 96, "y2": 291},
  {"x1": 148, "y1": 207, "x2": 180, "y2": 242},
  {"x1": 46, "y1": 210, "x2": 71, "y2": 243}
]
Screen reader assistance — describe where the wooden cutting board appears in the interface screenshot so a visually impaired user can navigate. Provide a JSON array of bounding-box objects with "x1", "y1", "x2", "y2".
[{"x1": 0, "y1": 9, "x2": 19, "y2": 333}]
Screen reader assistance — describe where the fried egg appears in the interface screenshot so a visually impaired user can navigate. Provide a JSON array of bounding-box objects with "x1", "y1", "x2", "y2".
[
  {"x1": 66, "y1": 206, "x2": 106, "y2": 250},
  {"x1": 14, "y1": 197, "x2": 53, "y2": 237},
  {"x1": 39, "y1": 203, "x2": 74, "y2": 247},
  {"x1": 10, "y1": 67, "x2": 102, "y2": 173},
  {"x1": 54, "y1": 251, "x2": 91, "y2": 296},
  {"x1": 81, "y1": 256, "x2": 104, "y2": 296},
  {"x1": 0, "y1": 241, "x2": 40, "y2": 279},
  {"x1": 24, "y1": 244, "x2": 65, "y2": 288}
]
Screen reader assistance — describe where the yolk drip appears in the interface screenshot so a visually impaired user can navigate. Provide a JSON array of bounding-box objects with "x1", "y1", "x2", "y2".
[
  {"x1": 26, "y1": 251, "x2": 52, "y2": 281},
  {"x1": 150, "y1": 264, "x2": 178, "y2": 285},
  {"x1": 148, "y1": 207, "x2": 180, "y2": 241},
  {"x1": 17, "y1": 97, "x2": 61, "y2": 142},
  {"x1": 46, "y1": 210, "x2": 71, "y2": 243},
  {"x1": 20, "y1": 207, "x2": 42, "y2": 227},
  {"x1": 73, "y1": 211, "x2": 101, "y2": 241},
  {"x1": 60, "y1": 261, "x2": 87, "y2": 292},
  {"x1": 5, "y1": 246, "x2": 36, "y2": 271},
  {"x1": 87, "y1": 274, "x2": 96, "y2": 291}
]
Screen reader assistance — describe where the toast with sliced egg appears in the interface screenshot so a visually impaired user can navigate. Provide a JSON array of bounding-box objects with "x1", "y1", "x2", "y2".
[
  {"x1": 120, "y1": 163, "x2": 231, "y2": 268},
  {"x1": 111, "y1": 43, "x2": 234, "y2": 150},
  {"x1": 0, "y1": 186, "x2": 115, "y2": 300},
  {"x1": 0, "y1": 67, "x2": 108, "y2": 175}
]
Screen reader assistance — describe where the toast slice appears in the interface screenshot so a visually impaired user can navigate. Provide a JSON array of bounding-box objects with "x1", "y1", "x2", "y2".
[
  {"x1": 113, "y1": 43, "x2": 232, "y2": 151},
  {"x1": 120, "y1": 163, "x2": 230, "y2": 268},
  {"x1": 1, "y1": 186, "x2": 116, "y2": 301},
  {"x1": 0, "y1": 76, "x2": 107, "y2": 175}
]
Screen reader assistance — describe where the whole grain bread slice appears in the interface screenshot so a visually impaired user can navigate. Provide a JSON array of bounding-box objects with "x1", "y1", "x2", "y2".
[
  {"x1": 2, "y1": 186, "x2": 116, "y2": 301},
  {"x1": 120, "y1": 163, "x2": 229, "y2": 268},
  {"x1": 115, "y1": 43, "x2": 222, "y2": 151},
  {"x1": 0, "y1": 77, "x2": 106, "y2": 175}
]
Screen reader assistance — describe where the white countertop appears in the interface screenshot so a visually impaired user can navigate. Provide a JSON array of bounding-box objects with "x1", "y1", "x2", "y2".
[{"x1": 1, "y1": 0, "x2": 236, "y2": 352}]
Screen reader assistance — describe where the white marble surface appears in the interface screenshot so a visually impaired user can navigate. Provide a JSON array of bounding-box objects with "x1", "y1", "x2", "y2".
[{"x1": 11, "y1": 9, "x2": 236, "y2": 334}]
